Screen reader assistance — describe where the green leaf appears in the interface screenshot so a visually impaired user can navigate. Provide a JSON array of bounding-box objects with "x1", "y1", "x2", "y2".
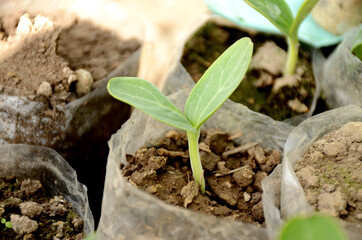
[
  {"x1": 244, "y1": 0, "x2": 294, "y2": 37},
  {"x1": 4, "y1": 222, "x2": 11, "y2": 229},
  {"x1": 108, "y1": 77, "x2": 197, "y2": 133},
  {"x1": 351, "y1": 26, "x2": 362, "y2": 61},
  {"x1": 185, "y1": 37, "x2": 253, "y2": 129},
  {"x1": 290, "y1": 0, "x2": 319, "y2": 41},
  {"x1": 278, "y1": 215, "x2": 348, "y2": 240},
  {"x1": 1, "y1": 219, "x2": 5, "y2": 224}
]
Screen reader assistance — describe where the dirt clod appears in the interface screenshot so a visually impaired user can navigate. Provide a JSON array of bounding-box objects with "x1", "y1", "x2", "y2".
[
  {"x1": 20, "y1": 179, "x2": 42, "y2": 196},
  {"x1": 318, "y1": 191, "x2": 347, "y2": 217},
  {"x1": 181, "y1": 181, "x2": 199, "y2": 207},
  {"x1": 11, "y1": 214, "x2": 38, "y2": 235},
  {"x1": 232, "y1": 167, "x2": 255, "y2": 188},
  {"x1": 200, "y1": 150, "x2": 220, "y2": 171},
  {"x1": 19, "y1": 201, "x2": 43, "y2": 218},
  {"x1": 251, "y1": 201, "x2": 264, "y2": 222}
]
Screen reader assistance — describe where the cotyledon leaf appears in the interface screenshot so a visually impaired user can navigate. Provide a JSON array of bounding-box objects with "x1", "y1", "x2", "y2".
[
  {"x1": 184, "y1": 37, "x2": 253, "y2": 129},
  {"x1": 108, "y1": 77, "x2": 197, "y2": 133},
  {"x1": 244, "y1": 0, "x2": 294, "y2": 37}
]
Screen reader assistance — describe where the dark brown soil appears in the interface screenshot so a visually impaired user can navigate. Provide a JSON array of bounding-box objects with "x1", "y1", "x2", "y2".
[
  {"x1": 122, "y1": 129, "x2": 281, "y2": 225},
  {"x1": 295, "y1": 122, "x2": 362, "y2": 223},
  {"x1": 0, "y1": 176, "x2": 84, "y2": 240},
  {"x1": 181, "y1": 22, "x2": 317, "y2": 121},
  {"x1": 0, "y1": 13, "x2": 139, "y2": 105}
]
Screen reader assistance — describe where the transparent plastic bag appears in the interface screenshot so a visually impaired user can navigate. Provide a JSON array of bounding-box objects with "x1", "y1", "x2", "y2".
[
  {"x1": 314, "y1": 27, "x2": 362, "y2": 108},
  {"x1": 0, "y1": 144, "x2": 94, "y2": 235},
  {"x1": 263, "y1": 105, "x2": 362, "y2": 239},
  {"x1": 97, "y1": 68, "x2": 294, "y2": 239}
]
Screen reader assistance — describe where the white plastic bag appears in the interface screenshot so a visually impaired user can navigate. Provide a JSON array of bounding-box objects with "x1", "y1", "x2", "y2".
[
  {"x1": 0, "y1": 144, "x2": 94, "y2": 235},
  {"x1": 263, "y1": 105, "x2": 362, "y2": 239},
  {"x1": 315, "y1": 27, "x2": 362, "y2": 108}
]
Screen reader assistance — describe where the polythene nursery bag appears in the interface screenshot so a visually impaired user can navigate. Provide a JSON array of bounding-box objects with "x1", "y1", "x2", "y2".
[
  {"x1": 0, "y1": 144, "x2": 94, "y2": 235},
  {"x1": 315, "y1": 27, "x2": 362, "y2": 109},
  {"x1": 97, "y1": 65, "x2": 294, "y2": 239},
  {"x1": 263, "y1": 105, "x2": 362, "y2": 240}
]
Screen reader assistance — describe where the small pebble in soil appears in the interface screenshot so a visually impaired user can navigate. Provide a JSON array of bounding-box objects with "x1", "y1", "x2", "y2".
[{"x1": 75, "y1": 68, "x2": 93, "y2": 95}]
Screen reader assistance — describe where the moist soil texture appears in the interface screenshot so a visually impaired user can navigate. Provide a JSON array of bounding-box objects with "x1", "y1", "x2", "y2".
[
  {"x1": 295, "y1": 122, "x2": 362, "y2": 223},
  {"x1": 181, "y1": 22, "x2": 317, "y2": 121},
  {"x1": 0, "y1": 176, "x2": 84, "y2": 240},
  {"x1": 0, "y1": 13, "x2": 139, "y2": 105},
  {"x1": 122, "y1": 129, "x2": 281, "y2": 225}
]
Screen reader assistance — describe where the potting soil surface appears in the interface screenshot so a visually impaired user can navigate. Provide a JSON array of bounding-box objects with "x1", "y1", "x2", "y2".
[
  {"x1": 0, "y1": 13, "x2": 139, "y2": 105},
  {"x1": 0, "y1": 176, "x2": 84, "y2": 240},
  {"x1": 295, "y1": 122, "x2": 362, "y2": 223},
  {"x1": 122, "y1": 129, "x2": 281, "y2": 225}
]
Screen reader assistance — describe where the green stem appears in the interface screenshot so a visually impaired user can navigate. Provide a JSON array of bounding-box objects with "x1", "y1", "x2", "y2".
[
  {"x1": 285, "y1": 37, "x2": 299, "y2": 76},
  {"x1": 187, "y1": 130, "x2": 205, "y2": 194}
]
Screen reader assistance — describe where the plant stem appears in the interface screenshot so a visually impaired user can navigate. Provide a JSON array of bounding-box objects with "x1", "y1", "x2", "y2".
[
  {"x1": 285, "y1": 37, "x2": 299, "y2": 76},
  {"x1": 187, "y1": 130, "x2": 205, "y2": 194}
]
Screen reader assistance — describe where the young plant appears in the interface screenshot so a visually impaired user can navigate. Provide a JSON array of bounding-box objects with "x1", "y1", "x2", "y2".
[
  {"x1": 108, "y1": 38, "x2": 253, "y2": 193},
  {"x1": 244, "y1": 0, "x2": 319, "y2": 75},
  {"x1": 1, "y1": 218, "x2": 12, "y2": 231}
]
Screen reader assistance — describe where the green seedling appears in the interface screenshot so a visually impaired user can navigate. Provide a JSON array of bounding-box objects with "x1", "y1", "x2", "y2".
[
  {"x1": 278, "y1": 214, "x2": 348, "y2": 240},
  {"x1": 244, "y1": 0, "x2": 319, "y2": 75},
  {"x1": 1, "y1": 218, "x2": 12, "y2": 231},
  {"x1": 108, "y1": 38, "x2": 253, "y2": 193},
  {"x1": 351, "y1": 26, "x2": 362, "y2": 61}
]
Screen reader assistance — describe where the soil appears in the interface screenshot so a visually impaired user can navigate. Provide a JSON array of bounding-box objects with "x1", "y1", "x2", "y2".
[
  {"x1": 0, "y1": 13, "x2": 139, "y2": 105},
  {"x1": 294, "y1": 122, "x2": 362, "y2": 223},
  {"x1": 122, "y1": 129, "x2": 281, "y2": 225},
  {"x1": 181, "y1": 22, "x2": 317, "y2": 121},
  {"x1": 0, "y1": 176, "x2": 84, "y2": 240}
]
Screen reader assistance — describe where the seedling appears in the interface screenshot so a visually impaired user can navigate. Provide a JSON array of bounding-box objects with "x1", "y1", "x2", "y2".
[
  {"x1": 278, "y1": 214, "x2": 347, "y2": 240},
  {"x1": 244, "y1": 0, "x2": 319, "y2": 75},
  {"x1": 108, "y1": 38, "x2": 253, "y2": 193},
  {"x1": 1, "y1": 218, "x2": 12, "y2": 231}
]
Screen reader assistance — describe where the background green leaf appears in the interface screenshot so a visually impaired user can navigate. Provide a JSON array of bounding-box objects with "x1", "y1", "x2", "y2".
[
  {"x1": 351, "y1": 26, "x2": 362, "y2": 61},
  {"x1": 278, "y1": 215, "x2": 348, "y2": 240},
  {"x1": 108, "y1": 77, "x2": 196, "y2": 132},
  {"x1": 184, "y1": 37, "x2": 253, "y2": 129},
  {"x1": 244, "y1": 0, "x2": 294, "y2": 37}
]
